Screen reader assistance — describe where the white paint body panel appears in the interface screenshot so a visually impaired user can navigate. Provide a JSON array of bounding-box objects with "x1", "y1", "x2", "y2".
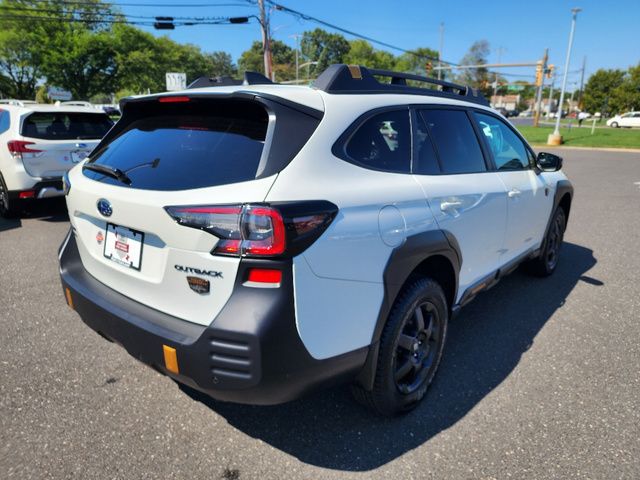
[{"x1": 65, "y1": 164, "x2": 277, "y2": 326}]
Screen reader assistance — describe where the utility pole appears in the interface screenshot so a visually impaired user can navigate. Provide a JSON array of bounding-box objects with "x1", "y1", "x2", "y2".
[
  {"x1": 577, "y1": 56, "x2": 586, "y2": 109},
  {"x1": 290, "y1": 34, "x2": 302, "y2": 83},
  {"x1": 437, "y1": 23, "x2": 444, "y2": 81},
  {"x1": 533, "y1": 48, "x2": 548, "y2": 127},
  {"x1": 547, "y1": 72, "x2": 555, "y2": 118},
  {"x1": 549, "y1": 7, "x2": 581, "y2": 145},
  {"x1": 493, "y1": 47, "x2": 506, "y2": 106},
  {"x1": 258, "y1": 0, "x2": 273, "y2": 80}
]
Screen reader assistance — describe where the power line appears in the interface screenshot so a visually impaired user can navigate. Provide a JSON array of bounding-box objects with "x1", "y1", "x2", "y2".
[
  {"x1": 260, "y1": 0, "x2": 459, "y2": 66},
  {"x1": 0, "y1": 5, "x2": 249, "y2": 21},
  {"x1": 41, "y1": 1, "x2": 253, "y2": 7},
  {"x1": 0, "y1": 13, "x2": 251, "y2": 26}
]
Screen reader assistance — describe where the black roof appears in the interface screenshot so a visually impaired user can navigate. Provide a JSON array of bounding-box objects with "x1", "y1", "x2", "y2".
[{"x1": 312, "y1": 64, "x2": 489, "y2": 106}]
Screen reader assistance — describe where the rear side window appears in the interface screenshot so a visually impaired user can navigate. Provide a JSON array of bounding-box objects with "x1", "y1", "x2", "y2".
[
  {"x1": 84, "y1": 100, "x2": 269, "y2": 191},
  {"x1": 21, "y1": 112, "x2": 113, "y2": 140},
  {"x1": 474, "y1": 112, "x2": 530, "y2": 170},
  {"x1": 344, "y1": 110, "x2": 411, "y2": 173},
  {"x1": 418, "y1": 109, "x2": 486, "y2": 174},
  {"x1": 0, "y1": 110, "x2": 9, "y2": 134}
]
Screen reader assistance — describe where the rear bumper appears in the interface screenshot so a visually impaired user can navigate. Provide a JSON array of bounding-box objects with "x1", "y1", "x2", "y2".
[
  {"x1": 58, "y1": 230, "x2": 367, "y2": 405},
  {"x1": 8, "y1": 179, "x2": 64, "y2": 200}
]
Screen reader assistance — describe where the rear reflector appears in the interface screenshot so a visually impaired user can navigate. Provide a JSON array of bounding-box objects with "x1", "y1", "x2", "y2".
[
  {"x1": 64, "y1": 287, "x2": 74, "y2": 310},
  {"x1": 247, "y1": 268, "x2": 282, "y2": 284},
  {"x1": 158, "y1": 96, "x2": 190, "y2": 103},
  {"x1": 163, "y1": 345, "x2": 179, "y2": 374},
  {"x1": 19, "y1": 190, "x2": 36, "y2": 199}
]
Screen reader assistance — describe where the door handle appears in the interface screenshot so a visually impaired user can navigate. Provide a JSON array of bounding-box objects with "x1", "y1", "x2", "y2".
[
  {"x1": 440, "y1": 200, "x2": 463, "y2": 213},
  {"x1": 507, "y1": 188, "x2": 521, "y2": 198}
]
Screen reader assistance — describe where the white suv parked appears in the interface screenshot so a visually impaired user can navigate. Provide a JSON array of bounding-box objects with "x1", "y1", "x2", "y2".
[
  {"x1": 58, "y1": 65, "x2": 573, "y2": 415},
  {"x1": 0, "y1": 100, "x2": 113, "y2": 217}
]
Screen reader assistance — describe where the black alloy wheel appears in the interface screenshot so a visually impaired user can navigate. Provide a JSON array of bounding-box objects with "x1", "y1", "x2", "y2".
[
  {"x1": 351, "y1": 277, "x2": 448, "y2": 416},
  {"x1": 394, "y1": 301, "x2": 443, "y2": 395}
]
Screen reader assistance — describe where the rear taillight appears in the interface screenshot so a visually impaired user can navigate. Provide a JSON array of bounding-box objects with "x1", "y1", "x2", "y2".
[
  {"x1": 8, "y1": 140, "x2": 41, "y2": 154},
  {"x1": 165, "y1": 204, "x2": 285, "y2": 257},
  {"x1": 165, "y1": 201, "x2": 338, "y2": 258}
]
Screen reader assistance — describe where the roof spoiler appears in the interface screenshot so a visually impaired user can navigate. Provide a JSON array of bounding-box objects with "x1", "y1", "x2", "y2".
[{"x1": 187, "y1": 71, "x2": 274, "y2": 89}]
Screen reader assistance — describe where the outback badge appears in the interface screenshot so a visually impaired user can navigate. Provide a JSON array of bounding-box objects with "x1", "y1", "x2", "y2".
[{"x1": 187, "y1": 276, "x2": 210, "y2": 295}]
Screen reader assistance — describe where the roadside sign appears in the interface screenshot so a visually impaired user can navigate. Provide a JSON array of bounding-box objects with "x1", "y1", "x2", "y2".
[
  {"x1": 166, "y1": 72, "x2": 187, "y2": 91},
  {"x1": 48, "y1": 86, "x2": 72, "y2": 101},
  {"x1": 507, "y1": 85, "x2": 525, "y2": 92}
]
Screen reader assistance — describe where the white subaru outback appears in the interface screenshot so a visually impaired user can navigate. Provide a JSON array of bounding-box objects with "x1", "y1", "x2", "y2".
[
  {"x1": 58, "y1": 65, "x2": 573, "y2": 416},
  {"x1": 0, "y1": 100, "x2": 113, "y2": 217}
]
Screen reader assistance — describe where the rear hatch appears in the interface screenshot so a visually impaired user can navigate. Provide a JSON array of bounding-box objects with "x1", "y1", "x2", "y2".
[
  {"x1": 19, "y1": 111, "x2": 112, "y2": 178},
  {"x1": 65, "y1": 94, "x2": 322, "y2": 326}
]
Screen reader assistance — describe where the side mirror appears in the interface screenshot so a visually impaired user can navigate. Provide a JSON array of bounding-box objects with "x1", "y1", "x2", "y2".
[{"x1": 536, "y1": 152, "x2": 563, "y2": 172}]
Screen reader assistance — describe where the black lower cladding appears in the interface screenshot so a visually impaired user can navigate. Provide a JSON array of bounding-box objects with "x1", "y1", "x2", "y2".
[
  {"x1": 8, "y1": 179, "x2": 63, "y2": 200},
  {"x1": 59, "y1": 231, "x2": 368, "y2": 405}
]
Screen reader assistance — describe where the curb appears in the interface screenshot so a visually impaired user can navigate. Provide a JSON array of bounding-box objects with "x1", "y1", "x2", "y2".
[{"x1": 530, "y1": 145, "x2": 640, "y2": 153}]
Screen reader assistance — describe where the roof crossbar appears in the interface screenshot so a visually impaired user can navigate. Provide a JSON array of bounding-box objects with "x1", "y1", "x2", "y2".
[{"x1": 313, "y1": 64, "x2": 488, "y2": 106}]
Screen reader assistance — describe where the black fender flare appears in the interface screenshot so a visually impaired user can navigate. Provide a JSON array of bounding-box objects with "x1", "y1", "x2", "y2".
[{"x1": 355, "y1": 229, "x2": 461, "y2": 390}]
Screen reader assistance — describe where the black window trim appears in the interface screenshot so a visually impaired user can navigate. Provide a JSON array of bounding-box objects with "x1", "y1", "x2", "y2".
[
  {"x1": 469, "y1": 107, "x2": 538, "y2": 171},
  {"x1": 331, "y1": 105, "x2": 414, "y2": 175},
  {"x1": 412, "y1": 104, "x2": 495, "y2": 176}
]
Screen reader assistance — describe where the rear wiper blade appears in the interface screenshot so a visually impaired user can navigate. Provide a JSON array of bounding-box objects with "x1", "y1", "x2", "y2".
[{"x1": 83, "y1": 163, "x2": 132, "y2": 185}]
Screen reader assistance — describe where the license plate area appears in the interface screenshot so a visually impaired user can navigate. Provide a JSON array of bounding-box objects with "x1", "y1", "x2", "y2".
[
  {"x1": 103, "y1": 223, "x2": 144, "y2": 270},
  {"x1": 70, "y1": 151, "x2": 89, "y2": 163}
]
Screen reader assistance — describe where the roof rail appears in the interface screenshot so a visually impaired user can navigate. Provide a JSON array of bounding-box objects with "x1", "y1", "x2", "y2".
[
  {"x1": 313, "y1": 64, "x2": 488, "y2": 106},
  {"x1": 187, "y1": 71, "x2": 274, "y2": 90},
  {"x1": 0, "y1": 99, "x2": 38, "y2": 107}
]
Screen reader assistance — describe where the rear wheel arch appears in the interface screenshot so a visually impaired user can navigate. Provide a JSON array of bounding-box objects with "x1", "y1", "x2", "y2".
[{"x1": 354, "y1": 230, "x2": 460, "y2": 390}]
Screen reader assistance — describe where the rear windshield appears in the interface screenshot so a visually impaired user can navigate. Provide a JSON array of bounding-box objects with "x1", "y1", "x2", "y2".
[
  {"x1": 21, "y1": 112, "x2": 113, "y2": 140},
  {"x1": 84, "y1": 100, "x2": 269, "y2": 191}
]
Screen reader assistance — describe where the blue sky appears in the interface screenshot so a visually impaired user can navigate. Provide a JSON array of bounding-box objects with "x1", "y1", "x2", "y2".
[{"x1": 116, "y1": 0, "x2": 639, "y2": 88}]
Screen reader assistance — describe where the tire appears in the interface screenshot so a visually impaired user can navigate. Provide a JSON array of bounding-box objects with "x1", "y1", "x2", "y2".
[
  {"x1": 526, "y1": 207, "x2": 567, "y2": 277},
  {"x1": 0, "y1": 173, "x2": 19, "y2": 218},
  {"x1": 352, "y1": 277, "x2": 448, "y2": 416},
  {"x1": 610, "y1": 122, "x2": 619, "y2": 128}
]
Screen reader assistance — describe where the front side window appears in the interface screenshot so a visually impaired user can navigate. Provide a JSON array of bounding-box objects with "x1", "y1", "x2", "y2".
[
  {"x1": 344, "y1": 109, "x2": 411, "y2": 173},
  {"x1": 418, "y1": 109, "x2": 486, "y2": 174},
  {"x1": 474, "y1": 112, "x2": 530, "y2": 170}
]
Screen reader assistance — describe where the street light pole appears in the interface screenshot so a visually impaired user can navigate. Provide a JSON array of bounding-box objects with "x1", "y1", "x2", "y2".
[
  {"x1": 438, "y1": 23, "x2": 444, "y2": 81},
  {"x1": 549, "y1": 7, "x2": 581, "y2": 144}
]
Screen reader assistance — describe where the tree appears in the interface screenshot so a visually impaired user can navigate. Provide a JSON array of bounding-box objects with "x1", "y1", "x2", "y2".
[
  {"x1": 206, "y1": 51, "x2": 236, "y2": 77},
  {"x1": 582, "y1": 68, "x2": 625, "y2": 115},
  {"x1": 238, "y1": 40, "x2": 295, "y2": 81},
  {"x1": 43, "y1": 30, "x2": 118, "y2": 100},
  {"x1": 458, "y1": 40, "x2": 491, "y2": 96},
  {"x1": 610, "y1": 63, "x2": 640, "y2": 113},
  {"x1": 300, "y1": 28, "x2": 349, "y2": 77},
  {"x1": 395, "y1": 47, "x2": 439, "y2": 76},
  {"x1": 344, "y1": 40, "x2": 396, "y2": 70}
]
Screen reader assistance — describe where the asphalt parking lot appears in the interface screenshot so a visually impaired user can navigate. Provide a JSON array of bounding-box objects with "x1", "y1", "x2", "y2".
[{"x1": 1, "y1": 148, "x2": 639, "y2": 479}]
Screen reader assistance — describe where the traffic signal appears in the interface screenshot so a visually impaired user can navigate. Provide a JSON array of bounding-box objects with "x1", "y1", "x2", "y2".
[
  {"x1": 154, "y1": 17, "x2": 175, "y2": 30},
  {"x1": 535, "y1": 62, "x2": 543, "y2": 86},
  {"x1": 546, "y1": 64, "x2": 555, "y2": 79},
  {"x1": 425, "y1": 62, "x2": 433, "y2": 74}
]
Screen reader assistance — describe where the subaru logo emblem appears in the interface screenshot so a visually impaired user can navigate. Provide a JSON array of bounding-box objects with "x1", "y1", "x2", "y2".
[{"x1": 97, "y1": 198, "x2": 112, "y2": 217}]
